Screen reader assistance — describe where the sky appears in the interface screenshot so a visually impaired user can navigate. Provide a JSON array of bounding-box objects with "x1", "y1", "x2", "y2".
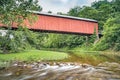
[{"x1": 38, "y1": 0, "x2": 100, "y2": 13}]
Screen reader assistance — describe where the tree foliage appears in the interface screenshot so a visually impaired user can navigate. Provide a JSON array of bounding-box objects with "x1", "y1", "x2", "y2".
[
  {"x1": 36, "y1": 33, "x2": 86, "y2": 49},
  {"x1": 0, "y1": 0, "x2": 41, "y2": 53},
  {"x1": 0, "y1": 28, "x2": 39, "y2": 53},
  {"x1": 0, "y1": 0, "x2": 42, "y2": 27},
  {"x1": 67, "y1": 6, "x2": 82, "y2": 17},
  {"x1": 67, "y1": 0, "x2": 120, "y2": 51},
  {"x1": 93, "y1": 15, "x2": 120, "y2": 51}
]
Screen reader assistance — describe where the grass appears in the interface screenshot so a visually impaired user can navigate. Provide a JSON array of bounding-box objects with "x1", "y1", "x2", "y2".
[
  {"x1": 0, "y1": 49, "x2": 119, "y2": 66},
  {"x1": 0, "y1": 50, "x2": 68, "y2": 62},
  {"x1": 71, "y1": 51, "x2": 120, "y2": 65}
]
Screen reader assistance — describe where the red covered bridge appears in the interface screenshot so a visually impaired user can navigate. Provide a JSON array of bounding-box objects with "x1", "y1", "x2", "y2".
[{"x1": 0, "y1": 11, "x2": 98, "y2": 35}]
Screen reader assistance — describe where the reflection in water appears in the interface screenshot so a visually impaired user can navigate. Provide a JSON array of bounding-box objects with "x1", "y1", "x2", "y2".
[{"x1": 0, "y1": 62, "x2": 120, "y2": 80}]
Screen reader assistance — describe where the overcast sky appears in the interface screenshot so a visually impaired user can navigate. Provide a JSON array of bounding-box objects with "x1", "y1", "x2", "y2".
[{"x1": 38, "y1": 0, "x2": 100, "y2": 13}]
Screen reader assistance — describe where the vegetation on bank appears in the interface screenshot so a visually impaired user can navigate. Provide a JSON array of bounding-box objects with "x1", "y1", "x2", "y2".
[
  {"x1": 72, "y1": 51, "x2": 120, "y2": 65},
  {"x1": 0, "y1": 50, "x2": 119, "y2": 66},
  {"x1": 0, "y1": 50, "x2": 68, "y2": 62},
  {"x1": 93, "y1": 15, "x2": 120, "y2": 51}
]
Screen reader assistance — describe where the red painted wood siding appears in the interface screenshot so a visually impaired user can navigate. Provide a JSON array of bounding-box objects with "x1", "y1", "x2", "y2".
[
  {"x1": 0, "y1": 14, "x2": 98, "y2": 35},
  {"x1": 25, "y1": 15, "x2": 98, "y2": 35}
]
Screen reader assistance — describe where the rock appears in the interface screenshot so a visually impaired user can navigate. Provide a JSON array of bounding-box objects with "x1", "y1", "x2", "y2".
[
  {"x1": 26, "y1": 65, "x2": 32, "y2": 69},
  {"x1": 0, "y1": 62, "x2": 120, "y2": 80},
  {"x1": 89, "y1": 78, "x2": 103, "y2": 80},
  {"x1": 81, "y1": 64, "x2": 92, "y2": 68},
  {"x1": 0, "y1": 67, "x2": 6, "y2": 70},
  {"x1": 13, "y1": 63, "x2": 18, "y2": 66},
  {"x1": 98, "y1": 62, "x2": 120, "y2": 68}
]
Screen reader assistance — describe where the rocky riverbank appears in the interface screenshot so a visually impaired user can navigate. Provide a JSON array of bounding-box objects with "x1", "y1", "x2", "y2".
[{"x1": 0, "y1": 62, "x2": 120, "y2": 80}]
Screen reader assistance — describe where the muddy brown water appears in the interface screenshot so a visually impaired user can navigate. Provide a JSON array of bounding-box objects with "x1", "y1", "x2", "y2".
[
  {"x1": 0, "y1": 62, "x2": 120, "y2": 80},
  {"x1": 0, "y1": 53, "x2": 120, "y2": 80}
]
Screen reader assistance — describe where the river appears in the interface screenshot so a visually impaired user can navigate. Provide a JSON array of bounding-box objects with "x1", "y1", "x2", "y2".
[{"x1": 0, "y1": 62, "x2": 120, "y2": 80}]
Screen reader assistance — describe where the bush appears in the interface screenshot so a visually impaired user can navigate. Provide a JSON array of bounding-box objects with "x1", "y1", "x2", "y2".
[
  {"x1": 93, "y1": 15, "x2": 120, "y2": 51},
  {"x1": 0, "y1": 28, "x2": 38, "y2": 53},
  {"x1": 37, "y1": 33, "x2": 86, "y2": 48}
]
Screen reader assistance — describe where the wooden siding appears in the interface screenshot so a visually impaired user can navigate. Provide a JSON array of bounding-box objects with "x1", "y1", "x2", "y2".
[{"x1": 0, "y1": 13, "x2": 98, "y2": 35}]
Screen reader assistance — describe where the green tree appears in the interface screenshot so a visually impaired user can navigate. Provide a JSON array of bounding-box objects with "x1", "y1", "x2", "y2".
[
  {"x1": 41, "y1": 33, "x2": 86, "y2": 49},
  {"x1": 0, "y1": 0, "x2": 42, "y2": 53},
  {"x1": 110, "y1": 0, "x2": 120, "y2": 17},
  {"x1": 91, "y1": 0, "x2": 110, "y2": 9},
  {"x1": 0, "y1": 28, "x2": 39, "y2": 53},
  {"x1": 111, "y1": 0, "x2": 120, "y2": 13},
  {"x1": 93, "y1": 15, "x2": 120, "y2": 51},
  {"x1": 0, "y1": 0, "x2": 42, "y2": 28},
  {"x1": 67, "y1": 6, "x2": 82, "y2": 17},
  {"x1": 79, "y1": 7, "x2": 99, "y2": 20}
]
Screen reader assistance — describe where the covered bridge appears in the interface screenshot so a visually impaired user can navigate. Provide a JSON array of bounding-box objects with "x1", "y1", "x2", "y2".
[{"x1": 0, "y1": 11, "x2": 98, "y2": 35}]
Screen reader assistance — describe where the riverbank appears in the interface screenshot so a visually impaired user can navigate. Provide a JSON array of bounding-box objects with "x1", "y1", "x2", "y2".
[
  {"x1": 68, "y1": 51, "x2": 120, "y2": 65},
  {"x1": 0, "y1": 50, "x2": 120, "y2": 66},
  {"x1": 0, "y1": 50, "x2": 68, "y2": 62},
  {"x1": 0, "y1": 50, "x2": 120, "y2": 80}
]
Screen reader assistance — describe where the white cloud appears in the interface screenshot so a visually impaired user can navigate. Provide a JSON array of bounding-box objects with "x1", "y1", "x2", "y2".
[
  {"x1": 39, "y1": 0, "x2": 80, "y2": 13},
  {"x1": 39, "y1": 0, "x2": 112, "y2": 13},
  {"x1": 60, "y1": 0, "x2": 69, "y2": 3}
]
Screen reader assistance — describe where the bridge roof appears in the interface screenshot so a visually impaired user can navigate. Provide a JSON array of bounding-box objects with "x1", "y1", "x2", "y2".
[{"x1": 31, "y1": 11, "x2": 98, "y2": 23}]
